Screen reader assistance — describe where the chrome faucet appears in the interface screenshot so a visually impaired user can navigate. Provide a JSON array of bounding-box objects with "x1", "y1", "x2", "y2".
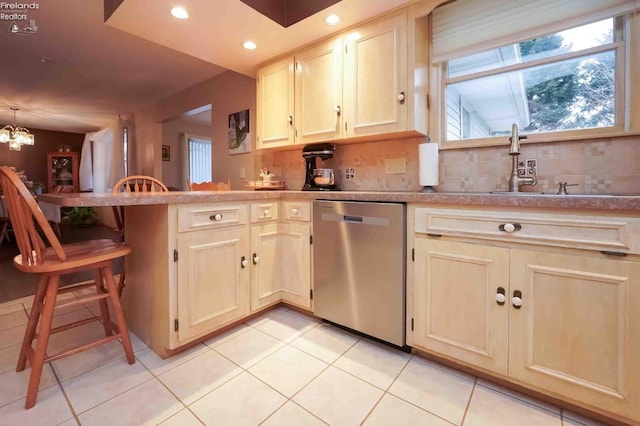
[{"x1": 508, "y1": 123, "x2": 536, "y2": 192}]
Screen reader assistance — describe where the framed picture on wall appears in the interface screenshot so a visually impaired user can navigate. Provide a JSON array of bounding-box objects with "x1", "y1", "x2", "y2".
[
  {"x1": 162, "y1": 145, "x2": 170, "y2": 161},
  {"x1": 228, "y1": 109, "x2": 251, "y2": 155}
]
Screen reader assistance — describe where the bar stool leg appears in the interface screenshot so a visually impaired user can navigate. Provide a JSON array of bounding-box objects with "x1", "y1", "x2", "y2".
[
  {"x1": 102, "y1": 266, "x2": 134, "y2": 364},
  {"x1": 94, "y1": 269, "x2": 113, "y2": 337},
  {"x1": 17, "y1": 275, "x2": 48, "y2": 372},
  {"x1": 25, "y1": 275, "x2": 59, "y2": 409}
]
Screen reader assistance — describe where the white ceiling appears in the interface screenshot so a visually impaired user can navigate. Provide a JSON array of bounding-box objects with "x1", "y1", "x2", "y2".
[{"x1": 0, "y1": 0, "x2": 417, "y2": 135}]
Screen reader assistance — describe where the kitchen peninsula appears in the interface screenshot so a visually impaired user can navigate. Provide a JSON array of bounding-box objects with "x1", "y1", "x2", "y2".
[{"x1": 39, "y1": 190, "x2": 640, "y2": 425}]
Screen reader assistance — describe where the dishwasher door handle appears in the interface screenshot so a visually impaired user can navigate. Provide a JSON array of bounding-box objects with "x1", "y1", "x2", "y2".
[{"x1": 343, "y1": 215, "x2": 363, "y2": 223}]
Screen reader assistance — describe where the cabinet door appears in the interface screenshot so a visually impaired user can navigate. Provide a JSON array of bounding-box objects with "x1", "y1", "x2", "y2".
[
  {"x1": 509, "y1": 249, "x2": 640, "y2": 421},
  {"x1": 176, "y1": 227, "x2": 249, "y2": 344},
  {"x1": 295, "y1": 38, "x2": 343, "y2": 143},
  {"x1": 257, "y1": 57, "x2": 295, "y2": 149},
  {"x1": 413, "y1": 238, "x2": 510, "y2": 375},
  {"x1": 250, "y1": 222, "x2": 282, "y2": 310},
  {"x1": 280, "y1": 222, "x2": 311, "y2": 309},
  {"x1": 343, "y1": 12, "x2": 407, "y2": 138}
]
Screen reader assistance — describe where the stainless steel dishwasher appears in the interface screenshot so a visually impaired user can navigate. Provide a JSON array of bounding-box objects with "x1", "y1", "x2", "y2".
[{"x1": 313, "y1": 200, "x2": 406, "y2": 347}]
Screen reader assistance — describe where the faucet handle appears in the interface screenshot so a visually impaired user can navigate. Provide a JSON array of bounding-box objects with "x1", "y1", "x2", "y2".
[{"x1": 557, "y1": 182, "x2": 579, "y2": 195}]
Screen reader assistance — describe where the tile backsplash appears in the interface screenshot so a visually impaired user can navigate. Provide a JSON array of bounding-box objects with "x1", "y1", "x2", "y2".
[{"x1": 257, "y1": 135, "x2": 640, "y2": 194}]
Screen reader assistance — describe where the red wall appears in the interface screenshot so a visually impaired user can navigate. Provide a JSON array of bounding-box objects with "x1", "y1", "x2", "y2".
[{"x1": 0, "y1": 128, "x2": 84, "y2": 188}]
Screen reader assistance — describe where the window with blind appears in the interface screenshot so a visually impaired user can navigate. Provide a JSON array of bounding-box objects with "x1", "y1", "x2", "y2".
[
  {"x1": 430, "y1": 0, "x2": 637, "y2": 147},
  {"x1": 188, "y1": 137, "x2": 212, "y2": 184}
]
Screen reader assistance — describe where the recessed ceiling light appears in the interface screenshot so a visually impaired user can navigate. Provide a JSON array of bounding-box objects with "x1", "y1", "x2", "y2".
[
  {"x1": 243, "y1": 41, "x2": 257, "y2": 50},
  {"x1": 171, "y1": 7, "x2": 189, "y2": 19},
  {"x1": 325, "y1": 14, "x2": 340, "y2": 26}
]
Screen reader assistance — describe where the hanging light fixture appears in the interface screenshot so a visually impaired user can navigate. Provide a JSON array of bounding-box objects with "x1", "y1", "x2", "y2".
[{"x1": 0, "y1": 108, "x2": 35, "y2": 151}]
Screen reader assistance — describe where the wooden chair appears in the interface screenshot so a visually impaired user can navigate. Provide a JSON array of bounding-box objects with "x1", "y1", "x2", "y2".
[
  {"x1": 111, "y1": 175, "x2": 168, "y2": 295},
  {"x1": 0, "y1": 166, "x2": 135, "y2": 409},
  {"x1": 186, "y1": 178, "x2": 231, "y2": 191}
]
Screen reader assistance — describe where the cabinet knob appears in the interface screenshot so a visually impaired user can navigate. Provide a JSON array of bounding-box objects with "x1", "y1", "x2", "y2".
[
  {"x1": 288, "y1": 115, "x2": 293, "y2": 125},
  {"x1": 263, "y1": 208, "x2": 270, "y2": 217},
  {"x1": 241, "y1": 256, "x2": 247, "y2": 268},
  {"x1": 253, "y1": 253, "x2": 259, "y2": 265},
  {"x1": 335, "y1": 105, "x2": 341, "y2": 115},
  {"x1": 512, "y1": 290, "x2": 523, "y2": 308},
  {"x1": 496, "y1": 287, "x2": 506, "y2": 305},
  {"x1": 291, "y1": 208, "x2": 299, "y2": 216},
  {"x1": 499, "y1": 222, "x2": 521, "y2": 233},
  {"x1": 398, "y1": 91, "x2": 406, "y2": 104},
  {"x1": 210, "y1": 213, "x2": 223, "y2": 221}
]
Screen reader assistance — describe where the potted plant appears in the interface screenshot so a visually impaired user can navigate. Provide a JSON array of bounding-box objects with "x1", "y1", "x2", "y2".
[{"x1": 62, "y1": 207, "x2": 98, "y2": 227}]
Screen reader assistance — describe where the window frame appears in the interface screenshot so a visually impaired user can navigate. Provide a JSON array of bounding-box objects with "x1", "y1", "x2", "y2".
[{"x1": 430, "y1": 14, "x2": 636, "y2": 150}]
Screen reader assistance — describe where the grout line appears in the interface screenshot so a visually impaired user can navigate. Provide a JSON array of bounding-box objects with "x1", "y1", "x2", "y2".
[
  {"x1": 459, "y1": 377, "x2": 478, "y2": 425},
  {"x1": 49, "y1": 362, "x2": 81, "y2": 425}
]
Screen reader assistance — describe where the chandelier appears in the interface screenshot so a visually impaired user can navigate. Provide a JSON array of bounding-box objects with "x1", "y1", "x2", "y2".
[{"x1": 0, "y1": 108, "x2": 35, "y2": 151}]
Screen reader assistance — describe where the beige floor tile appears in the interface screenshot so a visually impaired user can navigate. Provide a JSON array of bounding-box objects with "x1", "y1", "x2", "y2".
[
  {"x1": 37, "y1": 307, "x2": 94, "y2": 332},
  {"x1": 465, "y1": 385, "x2": 561, "y2": 426},
  {"x1": 249, "y1": 345, "x2": 327, "y2": 397},
  {"x1": 214, "y1": 328, "x2": 284, "y2": 368},
  {"x1": 291, "y1": 323, "x2": 359, "y2": 363},
  {"x1": 51, "y1": 339, "x2": 129, "y2": 383},
  {"x1": 58, "y1": 418, "x2": 80, "y2": 426},
  {"x1": 388, "y1": 357, "x2": 474, "y2": 424},
  {"x1": 262, "y1": 401, "x2": 327, "y2": 426},
  {"x1": 136, "y1": 343, "x2": 210, "y2": 376},
  {"x1": 245, "y1": 307, "x2": 289, "y2": 326},
  {"x1": 364, "y1": 393, "x2": 453, "y2": 426},
  {"x1": 190, "y1": 372, "x2": 286, "y2": 426},
  {"x1": 0, "y1": 324, "x2": 25, "y2": 350},
  {"x1": 250, "y1": 309, "x2": 319, "y2": 343},
  {"x1": 0, "y1": 385, "x2": 74, "y2": 426},
  {"x1": 203, "y1": 323, "x2": 251, "y2": 348},
  {"x1": 562, "y1": 410, "x2": 609, "y2": 426},
  {"x1": 0, "y1": 301, "x2": 26, "y2": 316},
  {"x1": 0, "y1": 363, "x2": 57, "y2": 407},
  {"x1": 293, "y1": 366, "x2": 384, "y2": 426},
  {"x1": 476, "y1": 379, "x2": 560, "y2": 415},
  {"x1": 124, "y1": 330, "x2": 147, "y2": 353},
  {"x1": 0, "y1": 343, "x2": 21, "y2": 374},
  {"x1": 158, "y1": 408, "x2": 203, "y2": 425},
  {"x1": 333, "y1": 339, "x2": 410, "y2": 390},
  {"x1": 158, "y1": 350, "x2": 242, "y2": 405},
  {"x1": 78, "y1": 378, "x2": 183, "y2": 426},
  {"x1": 0, "y1": 310, "x2": 28, "y2": 331},
  {"x1": 61, "y1": 358, "x2": 151, "y2": 414}
]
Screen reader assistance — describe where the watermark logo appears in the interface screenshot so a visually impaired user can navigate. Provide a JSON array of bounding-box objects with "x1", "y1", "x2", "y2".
[{"x1": 0, "y1": 2, "x2": 39, "y2": 34}]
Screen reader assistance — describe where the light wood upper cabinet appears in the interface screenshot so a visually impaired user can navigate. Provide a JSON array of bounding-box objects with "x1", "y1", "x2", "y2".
[
  {"x1": 343, "y1": 12, "x2": 408, "y2": 138},
  {"x1": 257, "y1": 57, "x2": 295, "y2": 149},
  {"x1": 413, "y1": 238, "x2": 509, "y2": 375},
  {"x1": 295, "y1": 37, "x2": 344, "y2": 144},
  {"x1": 256, "y1": 10, "x2": 424, "y2": 149}
]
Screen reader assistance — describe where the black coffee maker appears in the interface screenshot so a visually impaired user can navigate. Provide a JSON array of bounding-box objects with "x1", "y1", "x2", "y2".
[{"x1": 302, "y1": 143, "x2": 337, "y2": 191}]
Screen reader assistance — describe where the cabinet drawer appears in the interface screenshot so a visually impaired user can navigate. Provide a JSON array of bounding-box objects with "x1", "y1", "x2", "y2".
[
  {"x1": 250, "y1": 201, "x2": 279, "y2": 223},
  {"x1": 178, "y1": 203, "x2": 248, "y2": 232},
  {"x1": 415, "y1": 207, "x2": 640, "y2": 254},
  {"x1": 283, "y1": 201, "x2": 311, "y2": 222}
]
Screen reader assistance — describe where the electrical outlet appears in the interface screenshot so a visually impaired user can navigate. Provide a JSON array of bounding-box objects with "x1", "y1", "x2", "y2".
[
  {"x1": 524, "y1": 159, "x2": 537, "y2": 176},
  {"x1": 345, "y1": 168, "x2": 355, "y2": 180},
  {"x1": 239, "y1": 168, "x2": 245, "y2": 179}
]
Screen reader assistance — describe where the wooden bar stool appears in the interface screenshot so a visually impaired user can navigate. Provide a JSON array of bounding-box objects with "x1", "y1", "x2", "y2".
[
  {"x1": 0, "y1": 166, "x2": 135, "y2": 409},
  {"x1": 111, "y1": 175, "x2": 168, "y2": 296},
  {"x1": 186, "y1": 178, "x2": 231, "y2": 191}
]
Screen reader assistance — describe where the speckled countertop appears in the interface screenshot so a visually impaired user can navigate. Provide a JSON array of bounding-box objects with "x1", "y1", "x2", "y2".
[{"x1": 37, "y1": 190, "x2": 640, "y2": 212}]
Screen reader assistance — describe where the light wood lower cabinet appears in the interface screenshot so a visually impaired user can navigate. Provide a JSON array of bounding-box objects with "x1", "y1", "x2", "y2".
[
  {"x1": 413, "y1": 238, "x2": 509, "y2": 375},
  {"x1": 412, "y1": 231, "x2": 640, "y2": 423},
  {"x1": 508, "y1": 249, "x2": 640, "y2": 421},
  {"x1": 122, "y1": 200, "x2": 312, "y2": 358},
  {"x1": 250, "y1": 207, "x2": 312, "y2": 311},
  {"x1": 176, "y1": 227, "x2": 250, "y2": 344}
]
